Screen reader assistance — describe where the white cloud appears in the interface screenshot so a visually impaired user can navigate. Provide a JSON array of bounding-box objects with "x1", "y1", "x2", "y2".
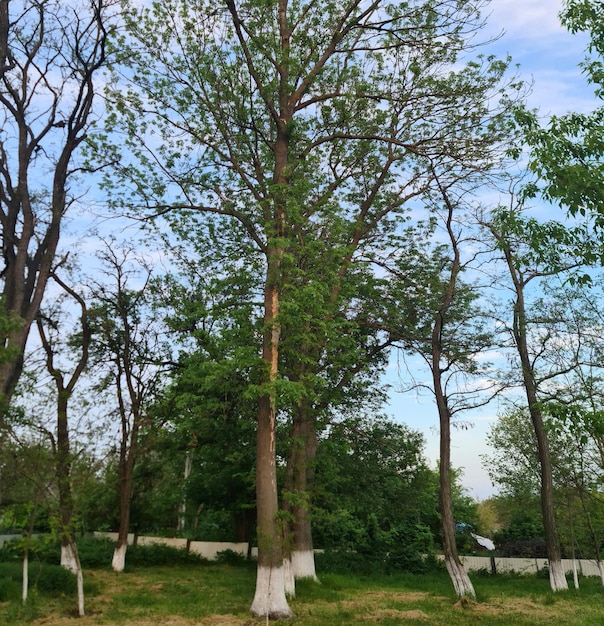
[{"x1": 485, "y1": 0, "x2": 567, "y2": 39}]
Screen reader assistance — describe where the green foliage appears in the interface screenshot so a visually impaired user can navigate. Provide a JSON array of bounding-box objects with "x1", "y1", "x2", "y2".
[
  {"x1": 0, "y1": 536, "x2": 60, "y2": 565},
  {"x1": 214, "y1": 549, "x2": 249, "y2": 566},
  {"x1": 312, "y1": 414, "x2": 443, "y2": 567},
  {"x1": 0, "y1": 561, "x2": 75, "y2": 596},
  {"x1": 76, "y1": 535, "x2": 116, "y2": 568},
  {"x1": 126, "y1": 542, "x2": 208, "y2": 568},
  {"x1": 521, "y1": 0, "x2": 604, "y2": 226}
]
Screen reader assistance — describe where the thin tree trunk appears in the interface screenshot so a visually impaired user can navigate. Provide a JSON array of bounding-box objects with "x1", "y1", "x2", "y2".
[
  {"x1": 22, "y1": 550, "x2": 28, "y2": 605},
  {"x1": 509, "y1": 262, "x2": 568, "y2": 592},
  {"x1": 436, "y1": 381, "x2": 476, "y2": 599},
  {"x1": 177, "y1": 450, "x2": 192, "y2": 533},
  {"x1": 112, "y1": 446, "x2": 135, "y2": 573},
  {"x1": 431, "y1": 184, "x2": 475, "y2": 600}
]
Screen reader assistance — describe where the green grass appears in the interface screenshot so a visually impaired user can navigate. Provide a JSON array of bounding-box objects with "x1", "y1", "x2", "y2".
[{"x1": 1, "y1": 561, "x2": 604, "y2": 625}]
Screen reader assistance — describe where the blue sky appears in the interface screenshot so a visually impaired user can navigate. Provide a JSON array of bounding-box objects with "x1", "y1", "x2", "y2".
[{"x1": 386, "y1": 0, "x2": 602, "y2": 502}]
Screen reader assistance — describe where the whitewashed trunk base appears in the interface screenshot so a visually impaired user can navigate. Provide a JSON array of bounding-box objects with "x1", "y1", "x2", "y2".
[
  {"x1": 250, "y1": 565, "x2": 293, "y2": 619},
  {"x1": 61, "y1": 542, "x2": 86, "y2": 615},
  {"x1": 572, "y1": 559, "x2": 579, "y2": 589},
  {"x1": 112, "y1": 543, "x2": 127, "y2": 573},
  {"x1": 292, "y1": 549, "x2": 320, "y2": 582},
  {"x1": 598, "y1": 560, "x2": 604, "y2": 587},
  {"x1": 283, "y1": 557, "x2": 295, "y2": 597},
  {"x1": 445, "y1": 556, "x2": 476, "y2": 599},
  {"x1": 22, "y1": 553, "x2": 28, "y2": 604},
  {"x1": 549, "y1": 559, "x2": 569, "y2": 592},
  {"x1": 61, "y1": 543, "x2": 79, "y2": 574},
  {"x1": 76, "y1": 562, "x2": 85, "y2": 616}
]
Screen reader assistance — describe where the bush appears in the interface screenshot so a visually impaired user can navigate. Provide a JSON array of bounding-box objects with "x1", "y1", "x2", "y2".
[
  {"x1": 214, "y1": 549, "x2": 249, "y2": 566},
  {"x1": 501, "y1": 539, "x2": 547, "y2": 558},
  {"x1": 127, "y1": 542, "x2": 208, "y2": 567},
  {"x1": 0, "y1": 573, "x2": 21, "y2": 602},
  {"x1": 0, "y1": 561, "x2": 76, "y2": 597},
  {"x1": 77, "y1": 535, "x2": 115, "y2": 568},
  {"x1": 0, "y1": 536, "x2": 60, "y2": 564}
]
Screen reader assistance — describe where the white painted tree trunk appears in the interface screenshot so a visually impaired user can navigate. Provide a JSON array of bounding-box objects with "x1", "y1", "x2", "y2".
[
  {"x1": 76, "y1": 561, "x2": 85, "y2": 616},
  {"x1": 549, "y1": 559, "x2": 569, "y2": 592},
  {"x1": 445, "y1": 556, "x2": 475, "y2": 599},
  {"x1": 250, "y1": 565, "x2": 293, "y2": 619},
  {"x1": 61, "y1": 542, "x2": 79, "y2": 574},
  {"x1": 61, "y1": 541, "x2": 86, "y2": 615},
  {"x1": 572, "y1": 558, "x2": 579, "y2": 589},
  {"x1": 112, "y1": 543, "x2": 128, "y2": 573},
  {"x1": 598, "y1": 560, "x2": 604, "y2": 586},
  {"x1": 292, "y1": 549, "x2": 320, "y2": 582},
  {"x1": 177, "y1": 451, "x2": 192, "y2": 532},
  {"x1": 22, "y1": 553, "x2": 28, "y2": 604},
  {"x1": 283, "y1": 556, "x2": 295, "y2": 597}
]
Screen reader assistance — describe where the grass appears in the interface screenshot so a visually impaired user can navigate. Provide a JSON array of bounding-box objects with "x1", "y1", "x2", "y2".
[{"x1": 1, "y1": 561, "x2": 604, "y2": 625}]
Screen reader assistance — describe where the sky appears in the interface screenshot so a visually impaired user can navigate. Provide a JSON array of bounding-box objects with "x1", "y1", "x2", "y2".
[{"x1": 385, "y1": 0, "x2": 601, "y2": 502}]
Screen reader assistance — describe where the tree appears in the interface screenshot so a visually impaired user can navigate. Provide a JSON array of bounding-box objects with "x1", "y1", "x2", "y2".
[
  {"x1": 36, "y1": 270, "x2": 91, "y2": 616},
  {"x1": 0, "y1": 0, "x2": 110, "y2": 405},
  {"x1": 312, "y1": 414, "x2": 438, "y2": 568},
  {"x1": 386, "y1": 181, "x2": 501, "y2": 598},
  {"x1": 88, "y1": 242, "x2": 167, "y2": 572},
  {"x1": 481, "y1": 205, "x2": 597, "y2": 592},
  {"x1": 102, "y1": 0, "x2": 519, "y2": 616}
]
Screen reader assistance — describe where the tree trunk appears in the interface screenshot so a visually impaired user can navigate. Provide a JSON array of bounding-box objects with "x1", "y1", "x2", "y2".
[
  {"x1": 437, "y1": 393, "x2": 476, "y2": 599},
  {"x1": 62, "y1": 539, "x2": 85, "y2": 616},
  {"x1": 286, "y1": 401, "x2": 320, "y2": 582},
  {"x1": 22, "y1": 550, "x2": 28, "y2": 605},
  {"x1": 177, "y1": 450, "x2": 192, "y2": 533},
  {"x1": 249, "y1": 248, "x2": 292, "y2": 618},
  {"x1": 430, "y1": 198, "x2": 475, "y2": 600},
  {"x1": 250, "y1": 393, "x2": 292, "y2": 618},
  {"x1": 249, "y1": 3, "x2": 293, "y2": 609},
  {"x1": 511, "y1": 274, "x2": 568, "y2": 592},
  {"x1": 56, "y1": 393, "x2": 77, "y2": 572},
  {"x1": 112, "y1": 445, "x2": 136, "y2": 573}
]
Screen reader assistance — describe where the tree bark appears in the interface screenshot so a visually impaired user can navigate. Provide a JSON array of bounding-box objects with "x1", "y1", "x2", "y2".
[
  {"x1": 435, "y1": 367, "x2": 476, "y2": 599},
  {"x1": 507, "y1": 254, "x2": 568, "y2": 593},
  {"x1": 112, "y1": 439, "x2": 136, "y2": 573},
  {"x1": 285, "y1": 400, "x2": 320, "y2": 582},
  {"x1": 250, "y1": 244, "x2": 292, "y2": 617}
]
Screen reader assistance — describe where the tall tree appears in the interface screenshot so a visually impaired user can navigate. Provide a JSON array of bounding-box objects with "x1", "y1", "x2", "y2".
[
  {"x1": 88, "y1": 242, "x2": 167, "y2": 572},
  {"x1": 0, "y1": 0, "x2": 110, "y2": 405},
  {"x1": 102, "y1": 0, "x2": 519, "y2": 616},
  {"x1": 386, "y1": 180, "x2": 500, "y2": 598},
  {"x1": 482, "y1": 205, "x2": 596, "y2": 591}
]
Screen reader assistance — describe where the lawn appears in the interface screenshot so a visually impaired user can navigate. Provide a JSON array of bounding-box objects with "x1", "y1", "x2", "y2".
[{"x1": 2, "y1": 562, "x2": 604, "y2": 625}]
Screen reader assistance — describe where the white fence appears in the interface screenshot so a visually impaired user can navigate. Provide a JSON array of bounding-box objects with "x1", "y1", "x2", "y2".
[
  {"x1": 92, "y1": 533, "x2": 602, "y2": 577},
  {"x1": 444, "y1": 554, "x2": 603, "y2": 577},
  {"x1": 92, "y1": 532, "x2": 258, "y2": 560}
]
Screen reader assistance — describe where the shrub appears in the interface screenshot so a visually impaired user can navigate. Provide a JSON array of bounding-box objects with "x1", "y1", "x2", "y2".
[
  {"x1": 0, "y1": 536, "x2": 60, "y2": 564},
  {"x1": 0, "y1": 561, "x2": 76, "y2": 597},
  {"x1": 127, "y1": 542, "x2": 208, "y2": 567},
  {"x1": 77, "y1": 535, "x2": 115, "y2": 567},
  {"x1": 214, "y1": 549, "x2": 249, "y2": 566}
]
